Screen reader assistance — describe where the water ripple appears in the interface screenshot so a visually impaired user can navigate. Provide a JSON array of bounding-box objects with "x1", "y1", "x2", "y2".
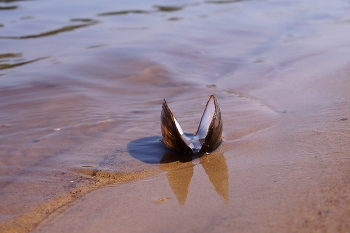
[{"x1": 0, "y1": 20, "x2": 99, "y2": 39}]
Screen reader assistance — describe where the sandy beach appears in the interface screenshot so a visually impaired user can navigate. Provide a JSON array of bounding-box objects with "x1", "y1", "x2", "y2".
[
  {"x1": 1, "y1": 0, "x2": 350, "y2": 232},
  {"x1": 33, "y1": 52, "x2": 350, "y2": 233}
]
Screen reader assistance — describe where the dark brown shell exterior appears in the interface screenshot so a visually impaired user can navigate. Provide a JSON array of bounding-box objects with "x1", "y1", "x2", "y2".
[
  {"x1": 160, "y1": 100, "x2": 193, "y2": 154},
  {"x1": 160, "y1": 95, "x2": 223, "y2": 154}
]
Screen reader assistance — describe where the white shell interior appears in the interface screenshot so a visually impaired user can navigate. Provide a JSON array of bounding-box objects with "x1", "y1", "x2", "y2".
[
  {"x1": 196, "y1": 97, "x2": 215, "y2": 140},
  {"x1": 173, "y1": 116, "x2": 184, "y2": 135},
  {"x1": 172, "y1": 97, "x2": 215, "y2": 153}
]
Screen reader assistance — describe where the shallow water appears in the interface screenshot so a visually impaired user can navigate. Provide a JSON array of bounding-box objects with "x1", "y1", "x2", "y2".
[{"x1": 1, "y1": 0, "x2": 350, "y2": 231}]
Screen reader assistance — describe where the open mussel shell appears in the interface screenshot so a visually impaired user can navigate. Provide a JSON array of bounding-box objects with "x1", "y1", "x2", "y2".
[{"x1": 160, "y1": 95, "x2": 223, "y2": 154}]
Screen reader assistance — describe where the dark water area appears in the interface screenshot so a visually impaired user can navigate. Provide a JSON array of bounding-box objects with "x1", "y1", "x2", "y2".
[{"x1": 1, "y1": 0, "x2": 350, "y2": 231}]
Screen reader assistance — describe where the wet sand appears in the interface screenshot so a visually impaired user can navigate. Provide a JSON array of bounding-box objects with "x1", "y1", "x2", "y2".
[
  {"x1": 1, "y1": 0, "x2": 350, "y2": 232},
  {"x1": 32, "y1": 54, "x2": 350, "y2": 233}
]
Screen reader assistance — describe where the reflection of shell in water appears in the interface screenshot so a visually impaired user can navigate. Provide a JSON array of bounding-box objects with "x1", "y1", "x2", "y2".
[{"x1": 160, "y1": 95, "x2": 223, "y2": 154}]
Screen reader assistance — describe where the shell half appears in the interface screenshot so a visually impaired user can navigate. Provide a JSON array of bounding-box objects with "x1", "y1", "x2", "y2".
[{"x1": 160, "y1": 95, "x2": 223, "y2": 154}]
